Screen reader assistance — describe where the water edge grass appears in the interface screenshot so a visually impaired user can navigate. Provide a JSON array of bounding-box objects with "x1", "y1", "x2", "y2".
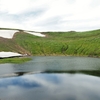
[{"x1": 0, "y1": 57, "x2": 32, "y2": 64}]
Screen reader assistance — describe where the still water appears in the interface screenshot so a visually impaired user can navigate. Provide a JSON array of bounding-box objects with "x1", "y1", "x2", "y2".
[{"x1": 0, "y1": 56, "x2": 100, "y2": 100}]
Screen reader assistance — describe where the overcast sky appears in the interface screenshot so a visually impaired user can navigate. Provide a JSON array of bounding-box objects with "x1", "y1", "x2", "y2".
[{"x1": 0, "y1": 0, "x2": 100, "y2": 32}]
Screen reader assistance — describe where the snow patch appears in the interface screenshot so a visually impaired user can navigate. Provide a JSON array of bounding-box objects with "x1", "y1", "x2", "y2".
[
  {"x1": 25, "y1": 31, "x2": 45, "y2": 37},
  {"x1": 0, "y1": 52, "x2": 22, "y2": 58},
  {"x1": 0, "y1": 30, "x2": 18, "y2": 39},
  {"x1": 0, "y1": 30, "x2": 45, "y2": 38}
]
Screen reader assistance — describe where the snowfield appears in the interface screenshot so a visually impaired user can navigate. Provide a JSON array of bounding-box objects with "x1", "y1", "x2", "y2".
[
  {"x1": 0, "y1": 30, "x2": 18, "y2": 39},
  {"x1": 0, "y1": 52, "x2": 22, "y2": 58},
  {"x1": 25, "y1": 31, "x2": 46, "y2": 37},
  {"x1": 0, "y1": 29, "x2": 45, "y2": 57},
  {"x1": 0, "y1": 30, "x2": 45, "y2": 39}
]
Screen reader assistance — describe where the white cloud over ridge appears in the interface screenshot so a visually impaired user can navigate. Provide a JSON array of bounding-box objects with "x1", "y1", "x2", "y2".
[{"x1": 0, "y1": 0, "x2": 100, "y2": 32}]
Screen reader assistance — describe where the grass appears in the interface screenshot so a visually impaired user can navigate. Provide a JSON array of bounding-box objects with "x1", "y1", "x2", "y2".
[
  {"x1": 13, "y1": 30, "x2": 100, "y2": 57},
  {"x1": 0, "y1": 28, "x2": 100, "y2": 57},
  {"x1": 0, "y1": 57, "x2": 32, "y2": 64}
]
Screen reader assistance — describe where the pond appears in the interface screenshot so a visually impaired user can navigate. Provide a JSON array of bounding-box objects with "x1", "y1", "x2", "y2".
[{"x1": 0, "y1": 56, "x2": 100, "y2": 100}]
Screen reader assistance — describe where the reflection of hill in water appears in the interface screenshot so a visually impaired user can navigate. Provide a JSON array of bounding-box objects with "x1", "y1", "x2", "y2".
[
  {"x1": 0, "y1": 70, "x2": 100, "y2": 78},
  {"x1": 44, "y1": 70, "x2": 100, "y2": 77}
]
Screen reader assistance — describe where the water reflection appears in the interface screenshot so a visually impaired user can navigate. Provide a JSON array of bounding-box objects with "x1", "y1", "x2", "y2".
[
  {"x1": 0, "y1": 56, "x2": 100, "y2": 100},
  {"x1": 0, "y1": 73, "x2": 100, "y2": 100},
  {"x1": 44, "y1": 70, "x2": 100, "y2": 77},
  {"x1": 0, "y1": 70, "x2": 100, "y2": 78},
  {"x1": 0, "y1": 56, "x2": 100, "y2": 76}
]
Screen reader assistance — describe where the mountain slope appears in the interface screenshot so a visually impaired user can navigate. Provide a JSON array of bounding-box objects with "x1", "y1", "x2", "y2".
[
  {"x1": 0, "y1": 33, "x2": 31, "y2": 55},
  {"x1": 0, "y1": 28, "x2": 100, "y2": 57}
]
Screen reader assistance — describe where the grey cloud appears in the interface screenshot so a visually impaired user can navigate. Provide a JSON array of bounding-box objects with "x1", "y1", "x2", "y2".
[
  {"x1": 0, "y1": 8, "x2": 47, "y2": 29},
  {"x1": 31, "y1": 16, "x2": 65, "y2": 31},
  {"x1": 23, "y1": 8, "x2": 47, "y2": 20},
  {"x1": 67, "y1": 0, "x2": 76, "y2": 4},
  {"x1": 0, "y1": 0, "x2": 100, "y2": 31},
  {"x1": 90, "y1": 0, "x2": 100, "y2": 8},
  {"x1": 34, "y1": 15, "x2": 67, "y2": 27},
  {"x1": 21, "y1": 7, "x2": 48, "y2": 18},
  {"x1": 0, "y1": 12, "x2": 22, "y2": 24}
]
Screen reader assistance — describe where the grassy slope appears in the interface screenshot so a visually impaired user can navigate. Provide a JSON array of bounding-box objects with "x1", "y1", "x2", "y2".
[
  {"x1": 13, "y1": 29, "x2": 100, "y2": 57},
  {"x1": 0, "y1": 29, "x2": 31, "y2": 55}
]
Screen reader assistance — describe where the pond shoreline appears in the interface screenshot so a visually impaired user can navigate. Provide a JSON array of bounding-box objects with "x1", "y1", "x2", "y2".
[
  {"x1": 31, "y1": 53, "x2": 100, "y2": 58},
  {"x1": 0, "y1": 56, "x2": 31, "y2": 64},
  {"x1": 0, "y1": 53, "x2": 99, "y2": 64}
]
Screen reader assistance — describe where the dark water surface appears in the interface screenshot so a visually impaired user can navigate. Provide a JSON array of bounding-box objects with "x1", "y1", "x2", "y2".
[{"x1": 0, "y1": 56, "x2": 100, "y2": 100}]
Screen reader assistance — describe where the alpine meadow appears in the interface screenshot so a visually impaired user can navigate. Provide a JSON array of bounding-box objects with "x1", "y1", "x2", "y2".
[{"x1": 0, "y1": 28, "x2": 100, "y2": 57}]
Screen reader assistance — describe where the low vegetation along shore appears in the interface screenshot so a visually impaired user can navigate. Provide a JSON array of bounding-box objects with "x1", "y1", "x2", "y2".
[
  {"x1": 0, "y1": 28, "x2": 100, "y2": 64},
  {"x1": 0, "y1": 57, "x2": 31, "y2": 64}
]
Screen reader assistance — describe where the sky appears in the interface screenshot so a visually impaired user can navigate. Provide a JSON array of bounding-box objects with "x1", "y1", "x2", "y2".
[{"x1": 0, "y1": 0, "x2": 100, "y2": 32}]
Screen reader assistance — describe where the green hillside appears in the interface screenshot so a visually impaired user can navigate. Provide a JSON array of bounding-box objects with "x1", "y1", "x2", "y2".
[{"x1": 0, "y1": 28, "x2": 100, "y2": 57}]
